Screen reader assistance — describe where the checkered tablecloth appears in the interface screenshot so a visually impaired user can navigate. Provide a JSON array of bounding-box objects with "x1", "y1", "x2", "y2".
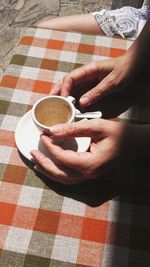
[{"x1": 1, "y1": 27, "x2": 150, "y2": 267}]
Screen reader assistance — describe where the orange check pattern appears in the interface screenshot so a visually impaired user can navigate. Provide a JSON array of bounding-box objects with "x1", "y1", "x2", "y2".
[{"x1": 0, "y1": 28, "x2": 150, "y2": 267}]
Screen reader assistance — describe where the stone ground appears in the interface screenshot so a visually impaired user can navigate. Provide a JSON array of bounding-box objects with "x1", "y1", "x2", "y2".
[{"x1": 0, "y1": 0, "x2": 143, "y2": 78}]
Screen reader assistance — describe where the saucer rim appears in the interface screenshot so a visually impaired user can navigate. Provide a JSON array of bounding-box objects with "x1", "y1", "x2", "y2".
[{"x1": 15, "y1": 110, "x2": 35, "y2": 160}]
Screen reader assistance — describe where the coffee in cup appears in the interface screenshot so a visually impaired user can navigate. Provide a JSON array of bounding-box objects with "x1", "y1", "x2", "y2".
[{"x1": 32, "y1": 96, "x2": 76, "y2": 132}]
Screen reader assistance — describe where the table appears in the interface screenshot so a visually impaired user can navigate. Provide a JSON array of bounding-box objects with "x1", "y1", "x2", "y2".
[{"x1": 0, "y1": 27, "x2": 150, "y2": 267}]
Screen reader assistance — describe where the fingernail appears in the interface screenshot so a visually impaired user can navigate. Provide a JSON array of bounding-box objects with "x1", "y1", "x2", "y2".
[
  {"x1": 80, "y1": 97, "x2": 90, "y2": 106},
  {"x1": 33, "y1": 165, "x2": 38, "y2": 170}
]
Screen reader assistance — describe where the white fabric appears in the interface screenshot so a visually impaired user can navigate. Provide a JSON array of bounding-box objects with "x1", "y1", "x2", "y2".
[{"x1": 92, "y1": 6, "x2": 150, "y2": 39}]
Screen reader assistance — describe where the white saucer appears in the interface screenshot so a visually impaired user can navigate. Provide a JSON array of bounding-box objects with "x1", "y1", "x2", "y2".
[{"x1": 15, "y1": 110, "x2": 91, "y2": 161}]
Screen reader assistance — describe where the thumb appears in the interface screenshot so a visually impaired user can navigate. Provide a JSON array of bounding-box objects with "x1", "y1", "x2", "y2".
[{"x1": 44, "y1": 119, "x2": 104, "y2": 138}]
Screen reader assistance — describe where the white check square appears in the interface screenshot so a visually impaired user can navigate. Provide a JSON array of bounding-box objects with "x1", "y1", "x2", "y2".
[
  {"x1": 62, "y1": 197, "x2": 85, "y2": 217},
  {"x1": 60, "y1": 51, "x2": 77, "y2": 63},
  {"x1": 0, "y1": 146, "x2": 13, "y2": 164},
  {"x1": 20, "y1": 66, "x2": 39, "y2": 80},
  {"x1": 65, "y1": 32, "x2": 81, "y2": 43},
  {"x1": 7, "y1": 64, "x2": 22, "y2": 77},
  {"x1": 95, "y1": 36, "x2": 112, "y2": 47},
  {"x1": 35, "y1": 28, "x2": 52, "y2": 39},
  {"x1": 51, "y1": 235, "x2": 80, "y2": 263},
  {"x1": 25, "y1": 28, "x2": 37, "y2": 37},
  {"x1": 1, "y1": 115, "x2": 20, "y2": 131},
  {"x1": 18, "y1": 185, "x2": 43, "y2": 208},
  {"x1": 53, "y1": 71, "x2": 67, "y2": 83},
  {"x1": 28, "y1": 46, "x2": 46, "y2": 58},
  {"x1": 4, "y1": 226, "x2": 32, "y2": 254},
  {"x1": 12, "y1": 89, "x2": 32, "y2": 104},
  {"x1": 17, "y1": 45, "x2": 29, "y2": 56}
]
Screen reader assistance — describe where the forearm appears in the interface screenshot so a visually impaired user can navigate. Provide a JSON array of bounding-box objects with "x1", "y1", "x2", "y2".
[{"x1": 126, "y1": 18, "x2": 150, "y2": 74}]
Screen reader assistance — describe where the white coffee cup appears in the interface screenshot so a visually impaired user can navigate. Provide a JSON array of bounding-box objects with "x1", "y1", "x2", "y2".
[{"x1": 32, "y1": 95, "x2": 76, "y2": 132}]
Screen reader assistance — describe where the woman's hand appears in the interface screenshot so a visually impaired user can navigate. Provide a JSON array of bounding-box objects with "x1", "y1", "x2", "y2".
[
  {"x1": 51, "y1": 53, "x2": 137, "y2": 108},
  {"x1": 30, "y1": 119, "x2": 148, "y2": 185},
  {"x1": 52, "y1": 19, "x2": 150, "y2": 108}
]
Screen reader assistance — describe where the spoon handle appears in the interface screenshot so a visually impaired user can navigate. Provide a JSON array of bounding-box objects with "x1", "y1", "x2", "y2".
[{"x1": 75, "y1": 111, "x2": 102, "y2": 119}]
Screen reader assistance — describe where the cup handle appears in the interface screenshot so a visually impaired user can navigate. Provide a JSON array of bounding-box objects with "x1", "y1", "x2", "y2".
[{"x1": 66, "y1": 96, "x2": 76, "y2": 105}]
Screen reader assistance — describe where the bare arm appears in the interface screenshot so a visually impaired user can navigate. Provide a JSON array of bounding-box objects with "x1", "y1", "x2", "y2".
[{"x1": 126, "y1": 18, "x2": 150, "y2": 74}]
